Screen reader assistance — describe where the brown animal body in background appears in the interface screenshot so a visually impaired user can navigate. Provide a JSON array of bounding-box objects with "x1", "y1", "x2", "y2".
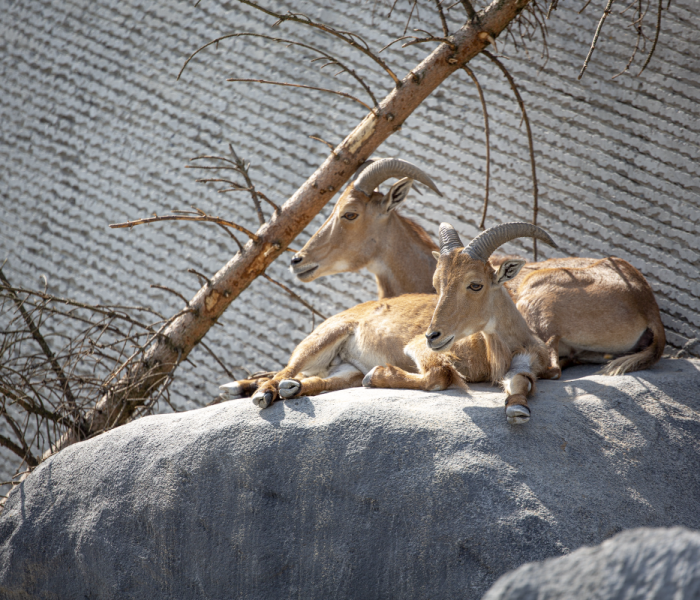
[
  {"x1": 511, "y1": 257, "x2": 666, "y2": 377},
  {"x1": 228, "y1": 223, "x2": 560, "y2": 425}
]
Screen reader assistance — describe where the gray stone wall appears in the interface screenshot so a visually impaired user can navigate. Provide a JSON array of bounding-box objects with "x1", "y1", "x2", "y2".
[{"x1": 1, "y1": 0, "x2": 698, "y2": 419}]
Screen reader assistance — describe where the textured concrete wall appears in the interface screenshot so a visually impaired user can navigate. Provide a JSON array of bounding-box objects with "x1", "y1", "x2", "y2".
[{"x1": 1, "y1": 0, "x2": 698, "y2": 421}]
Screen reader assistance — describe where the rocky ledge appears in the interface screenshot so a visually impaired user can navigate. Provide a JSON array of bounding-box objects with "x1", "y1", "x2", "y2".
[{"x1": 1, "y1": 359, "x2": 699, "y2": 599}]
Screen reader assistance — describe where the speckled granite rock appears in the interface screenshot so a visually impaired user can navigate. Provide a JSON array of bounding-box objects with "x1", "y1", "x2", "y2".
[
  {"x1": 483, "y1": 527, "x2": 700, "y2": 600},
  {"x1": 1, "y1": 359, "x2": 699, "y2": 599}
]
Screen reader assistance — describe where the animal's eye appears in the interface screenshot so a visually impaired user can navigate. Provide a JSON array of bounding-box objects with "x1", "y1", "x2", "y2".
[
  {"x1": 468, "y1": 283, "x2": 483, "y2": 291},
  {"x1": 343, "y1": 212, "x2": 359, "y2": 221}
]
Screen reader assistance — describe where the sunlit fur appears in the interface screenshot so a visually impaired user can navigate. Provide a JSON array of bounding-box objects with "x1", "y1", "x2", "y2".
[
  {"x1": 293, "y1": 198, "x2": 664, "y2": 376},
  {"x1": 290, "y1": 182, "x2": 438, "y2": 298},
  {"x1": 511, "y1": 257, "x2": 666, "y2": 377},
  {"x1": 235, "y1": 250, "x2": 555, "y2": 425}
]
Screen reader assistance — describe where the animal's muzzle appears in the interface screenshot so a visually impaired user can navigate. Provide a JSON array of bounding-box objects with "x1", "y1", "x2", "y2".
[{"x1": 425, "y1": 331, "x2": 454, "y2": 351}]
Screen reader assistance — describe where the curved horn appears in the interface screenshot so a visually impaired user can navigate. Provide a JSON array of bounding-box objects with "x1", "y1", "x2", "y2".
[
  {"x1": 353, "y1": 158, "x2": 443, "y2": 197},
  {"x1": 350, "y1": 158, "x2": 377, "y2": 182},
  {"x1": 462, "y1": 222, "x2": 558, "y2": 262},
  {"x1": 438, "y1": 223, "x2": 464, "y2": 255}
]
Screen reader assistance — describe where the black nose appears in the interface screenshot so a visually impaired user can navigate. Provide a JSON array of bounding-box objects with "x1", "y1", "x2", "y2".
[
  {"x1": 291, "y1": 255, "x2": 303, "y2": 265},
  {"x1": 426, "y1": 331, "x2": 441, "y2": 342}
]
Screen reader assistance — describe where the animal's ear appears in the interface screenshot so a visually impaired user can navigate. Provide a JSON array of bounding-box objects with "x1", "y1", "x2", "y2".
[
  {"x1": 382, "y1": 177, "x2": 413, "y2": 213},
  {"x1": 432, "y1": 251, "x2": 440, "y2": 261},
  {"x1": 494, "y1": 259, "x2": 526, "y2": 285}
]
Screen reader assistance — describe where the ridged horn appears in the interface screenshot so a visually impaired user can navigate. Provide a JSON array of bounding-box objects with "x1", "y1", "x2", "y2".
[
  {"x1": 462, "y1": 222, "x2": 558, "y2": 262},
  {"x1": 353, "y1": 158, "x2": 443, "y2": 197},
  {"x1": 439, "y1": 223, "x2": 464, "y2": 255}
]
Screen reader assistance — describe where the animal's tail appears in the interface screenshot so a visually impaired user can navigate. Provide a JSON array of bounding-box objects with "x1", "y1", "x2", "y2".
[{"x1": 598, "y1": 314, "x2": 666, "y2": 376}]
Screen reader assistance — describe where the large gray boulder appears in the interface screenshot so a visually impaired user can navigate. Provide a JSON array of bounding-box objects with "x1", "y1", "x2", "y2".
[
  {"x1": 483, "y1": 527, "x2": 700, "y2": 599},
  {"x1": 1, "y1": 359, "x2": 699, "y2": 599}
]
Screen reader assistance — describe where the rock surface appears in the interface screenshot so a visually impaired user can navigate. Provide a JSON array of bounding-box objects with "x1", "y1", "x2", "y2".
[
  {"x1": 483, "y1": 527, "x2": 700, "y2": 599},
  {"x1": 1, "y1": 359, "x2": 700, "y2": 599}
]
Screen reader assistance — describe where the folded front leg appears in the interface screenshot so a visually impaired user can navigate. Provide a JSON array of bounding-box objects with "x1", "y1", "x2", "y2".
[
  {"x1": 362, "y1": 336, "x2": 467, "y2": 392},
  {"x1": 279, "y1": 363, "x2": 364, "y2": 399}
]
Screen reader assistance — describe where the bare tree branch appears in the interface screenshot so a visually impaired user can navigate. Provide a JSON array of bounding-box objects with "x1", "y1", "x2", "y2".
[
  {"x1": 226, "y1": 78, "x2": 374, "y2": 112},
  {"x1": 578, "y1": 0, "x2": 615, "y2": 79},
  {"x1": 0, "y1": 269, "x2": 78, "y2": 417},
  {"x1": 435, "y1": 0, "x2": 450, "y2": 36},
  {"x1": 637, "y1": 0, "x2": 662, "y2": 75},
  {"x1": 233, "y1": 0, "x2": 401, "y2": 85},
  {"x1": 462, "y1": 65, "x2": 491, "y2": 230},
  {"x1": 109, "y1": 212, "x2": 259, "y2": 241},
  {"x1": 178, "y1": 32, "x2": 378, "y2": 108},
  {"x1": 261, "y1": 274, "x2": 327, "y2": 322},
  {"x1": 483, "y1": 51, "x2": 539, "y2": 260}
]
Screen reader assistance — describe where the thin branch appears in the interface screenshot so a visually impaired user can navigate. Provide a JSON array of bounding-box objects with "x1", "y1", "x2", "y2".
[
  {"x1": 0, "y1": 434, "x2": 37, "y2": 467},
  {"x1": 261, "y1": 274, "x2": 327, "y2": 322},
  {"x1": 578, "y1": 0, "x2": 615, "y2": 80},
  {"x1": 435, "y1": 0, "x2": 450, "y2": 36},
  {"x1": 461, "y1": 0, "x2": 478, "y2": 21},
  {"x1": 462, "y1": 66, "x2": 491, "y2": 230},
  {"x1": 309, "y1": 135, "x2": 337, "y2": 154},
  {"x1": 402, "y1": 33, "x2": 457, "y2": 51},
  {"x1": 178, "y1": 32, "x2": 378, "y2": 108},
  {"x1": 226, "y1": 78, "x2": 373, "y2": 112},
  {"x1": 483, "y1": 51, "x2": 539, "y2": 260},
  {"x1": 0, "y1": 269, "x2": 78, "y2": 412},
  {"x1": 637, "y1": 0, "x2": 662, "y2": 75},
  {"x1": 231, "y1": 1, "x2": 400, "y2": 85},
  {"x1": 150, "y1": 284, "x2": 190, "y2": 306},
  {"x1": 403, "y1": 0, "x2": 419, "y2": 35},
  {"x1": 228, "y1": 144, "x2": 271, "y2": 224},
  {"x1": 109, "y1": 213, "x2": 259, "y2": 241},
  {"x1": 187, "y1": 268, "x2": 211, "y2": 287},
  {"x1": 198, "y1": 341, "x2": 237, "y2": 380}
]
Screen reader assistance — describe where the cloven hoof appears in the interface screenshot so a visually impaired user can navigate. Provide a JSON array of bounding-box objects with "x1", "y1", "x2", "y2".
[
  {"x1": 505, "y1": 398, "x2": 531, "y2": 425},
  {"x1": 279, "y1": 379, "x2": 301, "y2": 399},
  {"x1": 252, "y1": 390, "x2": 274, "y2": 409},
  {"x1": 362, "y1": 367, "x2": 378, "y2": 388}
]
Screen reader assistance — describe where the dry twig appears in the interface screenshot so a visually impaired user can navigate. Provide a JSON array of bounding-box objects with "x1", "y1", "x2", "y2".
[
  {"x1": 233, "y1": 0, "x2": 400, "y2": 85},
  {"x1": 178, "y1": 32, "x2": 378, "y2": 108},
  {"x1": 109, "y1": 211, "x2": 259, "y2": 241},
  {"x1": 461, "y1": 65, "x2": 491, "y2": 229},
  {"x1": 483, "y1": 51, "x2": 539, "y2": 260}
]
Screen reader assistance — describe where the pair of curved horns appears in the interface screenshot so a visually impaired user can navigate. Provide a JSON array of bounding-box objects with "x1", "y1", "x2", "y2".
[
  {"x1": 353, "y1": 158, "x2": 443, "y2": 197},
  {"x1": 438, "y1": 222, "x2": 558, "y2": 259}
]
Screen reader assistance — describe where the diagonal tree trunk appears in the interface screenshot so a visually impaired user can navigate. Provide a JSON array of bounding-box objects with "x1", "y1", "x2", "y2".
[{"x1": 53, "y1": 0, "x2": 533, "y2": 455}]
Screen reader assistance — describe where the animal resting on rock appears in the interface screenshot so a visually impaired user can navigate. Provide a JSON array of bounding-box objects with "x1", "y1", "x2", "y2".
[
  {"x1": 288, "y1": 158, "x2": 665, "y2": 377},
  {"x1": 227, "y1": 223, "x2": 562, "y2": 425}
]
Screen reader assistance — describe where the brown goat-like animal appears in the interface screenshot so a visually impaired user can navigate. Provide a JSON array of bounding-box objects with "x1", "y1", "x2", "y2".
[
  {"x1": 226, "y1": 223, "x2": 560, "y2": 425},
  {"x1": 289, "y1": 158, "x2": 440, "y2": 298}
]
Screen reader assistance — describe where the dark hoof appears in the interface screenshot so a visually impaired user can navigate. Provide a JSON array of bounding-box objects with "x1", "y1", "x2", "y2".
[
  {"x1": 506, "y1": 403, "x2": 531, "y2": 425},
  {"x1": 252, "y1": 390, "x2": 274, "y2": 409},
  {"x1": 279, "y1": 379, "x2": 301, "y2": 399}
]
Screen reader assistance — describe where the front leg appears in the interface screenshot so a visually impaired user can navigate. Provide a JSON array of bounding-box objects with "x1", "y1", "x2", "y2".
[
  {"x1": 278, "y1": 364, "x2": 364, "y2": 399},
  {"x1": 219, "y1": 374, "x2": 273, "y2": 399},
  {"x1": 502, "y1": 354, "x2": 537, "y2": 425},
  {"x1": 363, "y1": 364, "x2": 453, "y2": 391}
]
